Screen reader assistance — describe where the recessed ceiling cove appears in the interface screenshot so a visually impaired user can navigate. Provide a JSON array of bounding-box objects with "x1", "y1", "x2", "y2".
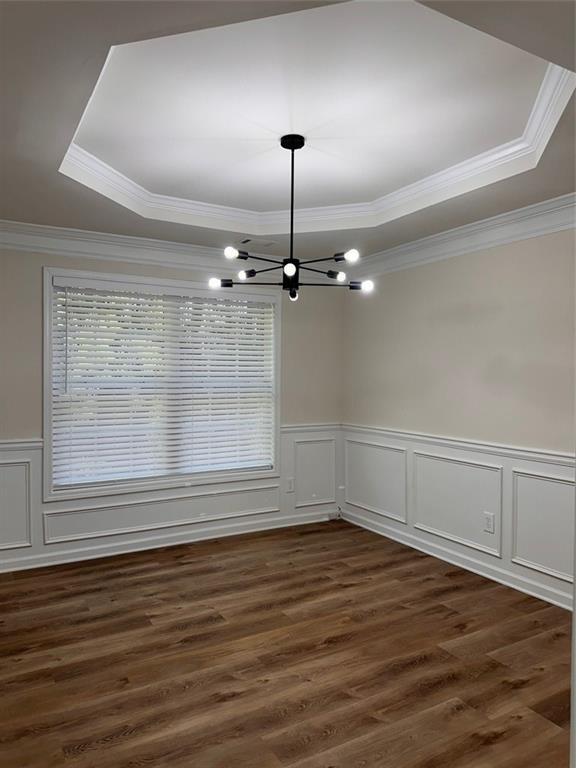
[{"x1": 60, "y1": 0, "x2": 575, "y2": 235}]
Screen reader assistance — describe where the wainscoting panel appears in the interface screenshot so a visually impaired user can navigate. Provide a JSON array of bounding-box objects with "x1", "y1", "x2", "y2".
[
  {"x1": 294, "y1": 438, "x2": 336, "y2": 509},
  {"x1": 341, "y1": 425, "x2": 575, "y2": 610},
  {"x1": 0, "y1": 460, "x2": 31, "y2": 550},
  {"x1": 44, "y1": 484, "x2": 281, "y2": 544},
  {"x1": 512, "y1": 470, "x2": 575, "y2": 582},
  {"x1": 345, "y1": 439, "x2": 407, "y2": 523},
  {"x1": 1, "y1": 427, "x2": 574, "y2": 610},
  {"x1": 0, "y1": 426, "x2": 339, "y2": 572},
  {"x1": 413, "y1": 452, "x2": 502, "y2": 557}
]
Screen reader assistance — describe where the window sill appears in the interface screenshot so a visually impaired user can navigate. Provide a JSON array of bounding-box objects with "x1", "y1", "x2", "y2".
[{"x1": 43, "y1": 466, "x2": 280, "y2": 504}]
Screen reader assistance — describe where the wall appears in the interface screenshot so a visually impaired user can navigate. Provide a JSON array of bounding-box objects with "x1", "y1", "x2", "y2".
[
  {"x1": 0, "y1": 425, "x2": 341, "y2": 572},
  {"x1": 0, "y1": 246, "x2": 343, "y2": 571},
  {"x1": 0, "y1": 224, "x2": 574, "y2": 612},
  {"x1": 341, "y1": 425, "x2": 574, "y2": 609},
  {"x1": 340, "y1": 228, "x2": 575, "y2": 609},
  {"x1": 344, "y1": 230, "x2": 575, "y2": 452},
  {"x1": 282, "y1": 286, "x2": 344, "y2": 425},
  {"x1": 0, "y1": 248, "x2": 345, "y2": 439}
]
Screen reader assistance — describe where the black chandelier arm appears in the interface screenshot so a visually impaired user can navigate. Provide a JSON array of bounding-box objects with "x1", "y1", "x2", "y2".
[
  {"x1": 299, "y1": 265, "x2": 331, "y2": 276},
  {"x1": 299, "y1": 256, "x2": 340, "y2": 266},
  {"x1": 243, "y1": 254, "x2": 284, "y2": 265},
  {"x1": 221, "y1": 280, "x2": 355, "y2": 287},
  {"x1": 251, "y1": 264, "x2": 284, "y2": 275},
  {"x1": 218, "y1": 136, "x2": 370, "y2": 300},
  {"x1": 297, "y1": 282, "x2": 350, "y2": 287}
]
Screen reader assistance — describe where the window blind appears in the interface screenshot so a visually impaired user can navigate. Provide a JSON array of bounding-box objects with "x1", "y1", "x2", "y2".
[{"x1": 50, "y1": 281, "x2": 276, "y2": 489}]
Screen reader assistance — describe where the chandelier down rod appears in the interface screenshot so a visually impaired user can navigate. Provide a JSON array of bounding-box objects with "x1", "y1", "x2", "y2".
[
  {"x1": 283, "y1": 134, "x2": 303, "y2": 265},
  {"x1": 209, "y1": 134, "x2": 374, "y2": 301}
]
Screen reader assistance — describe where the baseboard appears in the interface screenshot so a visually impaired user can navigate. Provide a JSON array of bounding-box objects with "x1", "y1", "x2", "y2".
[
  {"x1": 0, "y1": 509, "x2": 333, "y2": 573},
  {"x1": 343, "y1": 509, "x2": 573, "y2": 611}
]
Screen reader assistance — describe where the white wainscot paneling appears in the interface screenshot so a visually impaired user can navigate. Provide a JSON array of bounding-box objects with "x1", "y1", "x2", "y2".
[
  {"x1": 1, "y1": 427, "x2": 338, "y2": 572},
  {"x1": 345, "y1": 439, "x2": 407, "y2": 523},
  {"x1": 512, "y1": 470, "x2": 575, "y2": 582},
  {"x1": 0, "y1": 461, "x2": 31, "y2": 550},
  {"x1": 414, "y1": 452, "x2": 502, "y2": 557},
  {"x1": 294, "y1": 439, "x2": 336, "y2": 508},
  {"x1": 44, "y1": 484, "x2": 280, "y2": 544}
]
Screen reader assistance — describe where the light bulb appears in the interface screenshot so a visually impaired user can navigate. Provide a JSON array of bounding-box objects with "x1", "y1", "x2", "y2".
[
  {"x1": 344, "y1": 248, "x2": 360, "y2": 264},
  {"x1": 238, "y1": 270, "x2": 247, "y2": 281},
  {"x1": 283, "y1": 262, "x2": 297, "y2": 277},
  {"x1": 224, "y1": 246, "x2": 239, "y2": 260},
  {"x1": 361, "y1": 279, "x2": 374, "y2": 293},
  {"x1": 336, "y1": 271, "x2": 346, "y2": 282},
  {"x1": 208, "y1": 277, "x2": 222, "y2": 289},
  {"x1": 289, "y1": 288, "x2": 299, "y2": 302}
]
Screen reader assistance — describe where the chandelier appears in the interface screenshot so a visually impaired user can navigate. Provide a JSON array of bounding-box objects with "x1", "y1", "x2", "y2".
[{"x1": 208, "y1": 134, "x2": 374, "y2": 301}]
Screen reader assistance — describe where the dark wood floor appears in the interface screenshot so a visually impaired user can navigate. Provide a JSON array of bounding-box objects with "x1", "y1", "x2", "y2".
[{"x1": 0, "y1": 521, "x2": 571, "y2": 767}]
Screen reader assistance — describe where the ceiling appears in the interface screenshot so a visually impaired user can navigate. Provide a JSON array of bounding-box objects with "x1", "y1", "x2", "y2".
[
  {"x1": 0, "y1": 0, "x2": 574, "y2": 258},
  {"x1": 420, "y1": 1, "x2": 575, "y2": 72},
  {"x1": 64, "y1": 1, "x2": 553, "y2": 233}
]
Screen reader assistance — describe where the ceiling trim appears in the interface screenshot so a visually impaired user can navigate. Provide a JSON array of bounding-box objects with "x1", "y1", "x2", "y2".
[
  {"x1": 1, "y1": 194, "x2": 573, "y2": 278},
  {"x1": 0, "y1": 220, "x2": 240, "y2": 275},
  {"x1": 355, "y1": 193, "x2": 576, "y2": 277},
  {"x1": 59, "y1": 144, "x2": 262, "y2": 235},
  {"x1": 59, "y1": 63, "x2": 575, "y2": 236}
]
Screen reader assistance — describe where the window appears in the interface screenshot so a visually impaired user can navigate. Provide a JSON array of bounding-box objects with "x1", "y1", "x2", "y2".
[{"x1": 45, "y1": 270, "x2": 279, "y2": 496}]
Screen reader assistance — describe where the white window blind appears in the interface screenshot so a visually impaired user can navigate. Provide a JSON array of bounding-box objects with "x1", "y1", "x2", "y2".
[{"x1": 49, "y1": 278, "x2": 276, "y2": 490}]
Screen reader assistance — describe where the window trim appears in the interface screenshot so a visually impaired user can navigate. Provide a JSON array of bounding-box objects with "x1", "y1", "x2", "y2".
[{"x1": 43, "y1": 267, "x2": 282, "y2": 502}]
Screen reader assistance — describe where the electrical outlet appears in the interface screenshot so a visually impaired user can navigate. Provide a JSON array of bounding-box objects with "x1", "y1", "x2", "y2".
[
  {"x1": 286, "y1": 477, "x2": 295, "y2": 493},
  {"x1": 483, "y1": 511, "x2": 495, "y2": 534}
]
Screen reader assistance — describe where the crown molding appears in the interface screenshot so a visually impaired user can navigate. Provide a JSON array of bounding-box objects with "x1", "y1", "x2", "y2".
[
  {"x1": 1, "y1": 193, "x2": 573, "y2": 277},
  {"x1": 525, "y1": 63, "x2": 575, "y2": 160},
  {"x1": 59, "y1": 144, "x2": 262, "y2": 235},
  {"x1": 58, "y1": 63, "x2": 575, "y2": 235},
  {"x1": 356, "y1": 193, "x2": 576, "y2": 277},
  {"x1": 0, "y1": 220, "x2": 243, "y2": 274}
]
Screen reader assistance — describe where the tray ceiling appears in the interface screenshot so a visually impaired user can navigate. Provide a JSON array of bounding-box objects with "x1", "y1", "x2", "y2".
[{"x1": 59, "y1": 0, "x2": 575, "y2": 235}]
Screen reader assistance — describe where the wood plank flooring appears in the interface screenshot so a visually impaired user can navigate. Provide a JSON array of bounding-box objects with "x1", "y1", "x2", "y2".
[{"x1": 0, "y1": 521, "x2": 570, "y2": 767}]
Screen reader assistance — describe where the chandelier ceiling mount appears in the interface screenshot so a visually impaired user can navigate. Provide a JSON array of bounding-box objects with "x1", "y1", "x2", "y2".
[{"x1": 209, "y1": 134, "x2": 374, "y2": 301}]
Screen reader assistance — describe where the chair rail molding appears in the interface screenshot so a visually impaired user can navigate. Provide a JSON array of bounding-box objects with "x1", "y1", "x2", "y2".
[{"x1": 341, "y1": 424, "x2": 575, "y2": 466}]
